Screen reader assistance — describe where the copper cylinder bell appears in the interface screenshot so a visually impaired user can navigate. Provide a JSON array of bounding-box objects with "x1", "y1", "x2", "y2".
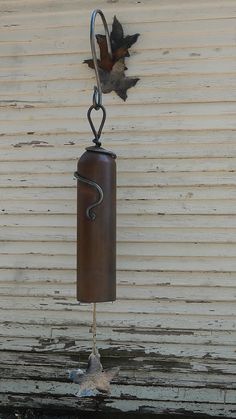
[{"x1": 75, "y1": 145, "x2": 116, "y2": 303}]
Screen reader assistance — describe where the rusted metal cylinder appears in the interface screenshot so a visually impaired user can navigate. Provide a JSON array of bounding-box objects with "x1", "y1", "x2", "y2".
[{"x1": 76, "y1": 145, "x2": 116, "y2": 303}]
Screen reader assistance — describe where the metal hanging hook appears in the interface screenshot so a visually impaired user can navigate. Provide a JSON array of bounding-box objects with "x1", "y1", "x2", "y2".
[
  {"x1": 87, "y1": 10, "x2": 112, "y2": 146},
  {"x1": 90, "y1": 9, "x2": 112, "y2": 108}
]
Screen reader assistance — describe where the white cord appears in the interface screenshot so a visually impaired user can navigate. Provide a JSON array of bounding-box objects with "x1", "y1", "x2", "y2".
[{"x1": 92, "y1": 303, "x2": 97, "y2": 354}]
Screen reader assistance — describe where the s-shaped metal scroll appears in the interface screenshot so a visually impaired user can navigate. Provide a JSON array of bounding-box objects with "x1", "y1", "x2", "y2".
[{"x1": 74, "y1": 171, "x2": 103, "y2": 221}]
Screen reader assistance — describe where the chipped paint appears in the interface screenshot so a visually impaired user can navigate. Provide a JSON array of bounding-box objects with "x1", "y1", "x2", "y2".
[{"x1": 13, "y1": 140, "x2": 48, "y2": 148}]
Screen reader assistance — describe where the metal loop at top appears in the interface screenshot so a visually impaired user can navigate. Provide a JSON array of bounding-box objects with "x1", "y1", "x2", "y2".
[
  {"x1": 87, "y1": 104, "x2": 106, "y2": 146},
  {"x1": 90, "y1": 9, "x2": 112, "y2": 107}
]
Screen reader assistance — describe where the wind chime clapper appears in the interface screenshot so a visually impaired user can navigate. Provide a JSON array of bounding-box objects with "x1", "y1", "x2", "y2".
[{"x1": 71, "y1": 10, "x2": 118, "y2": 397}]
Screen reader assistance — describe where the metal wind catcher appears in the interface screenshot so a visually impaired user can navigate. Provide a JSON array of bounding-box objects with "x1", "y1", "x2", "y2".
[{"x1": 70, "y1": 10, "x2": 119, "y2": 397}]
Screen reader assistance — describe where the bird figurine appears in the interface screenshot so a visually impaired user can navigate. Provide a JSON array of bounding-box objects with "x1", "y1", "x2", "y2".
[
  {"x1": 83, "y1": 15, "x2": 140, "y2": 101},
  {"x1": 68, "y1": 351, "x2": 119, "y2": 397}
]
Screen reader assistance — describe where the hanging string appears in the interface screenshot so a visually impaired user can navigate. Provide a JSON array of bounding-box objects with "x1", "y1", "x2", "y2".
[{"x1": 92, "y1": 303, "x2": 97, "y2": 354}]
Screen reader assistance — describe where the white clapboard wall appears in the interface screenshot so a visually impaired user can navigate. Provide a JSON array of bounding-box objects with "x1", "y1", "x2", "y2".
[{"x1": 0, "y1": 0, "x2": 236, "y2": 416}]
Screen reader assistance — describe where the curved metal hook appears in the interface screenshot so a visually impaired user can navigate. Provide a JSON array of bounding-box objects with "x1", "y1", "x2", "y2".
[
  {"x1": 90, "y1": 9, "x2": 112, "y2": 108},
  {"x1": 74, "y1": 171, "x2": 104, "y2": 221}
]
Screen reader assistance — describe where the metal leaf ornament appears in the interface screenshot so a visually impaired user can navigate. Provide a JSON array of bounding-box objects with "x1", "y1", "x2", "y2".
[{"x1": 84, "y1": 16, "x2": 140, "y2": 101}]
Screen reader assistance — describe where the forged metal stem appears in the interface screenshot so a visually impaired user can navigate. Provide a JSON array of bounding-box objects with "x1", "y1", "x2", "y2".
[{"x1": 90, "y1": 9, "x2": 112, "y2": 108}]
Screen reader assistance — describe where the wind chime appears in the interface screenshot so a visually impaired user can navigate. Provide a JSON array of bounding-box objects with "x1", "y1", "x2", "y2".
[
  {"x1": 70, "y1": 10, "x2": 118, "y2": 396},
  {"x1": 70, "y1": 8, "x2": 139, "y2": 396}
]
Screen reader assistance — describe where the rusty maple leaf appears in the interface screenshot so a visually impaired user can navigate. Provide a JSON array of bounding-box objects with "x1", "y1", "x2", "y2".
[{"x1": 83, "y1": 16, "x2": 140, "y2": 101}]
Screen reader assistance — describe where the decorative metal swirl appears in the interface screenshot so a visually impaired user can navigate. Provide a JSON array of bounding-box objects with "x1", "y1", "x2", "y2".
[{"x1": 74, "y1": 172, "x2": 104, "y2": 221}]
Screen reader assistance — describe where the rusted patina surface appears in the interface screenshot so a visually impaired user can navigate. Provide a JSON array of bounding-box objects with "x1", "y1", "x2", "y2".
[{"x1": 76, "y1": 146, "x2": 116, "y2": 303}]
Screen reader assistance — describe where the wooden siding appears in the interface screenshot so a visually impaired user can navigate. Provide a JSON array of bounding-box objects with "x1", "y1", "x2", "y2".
[{"x1": 0, "y1": 0, "x2": 236, "y2": 416}]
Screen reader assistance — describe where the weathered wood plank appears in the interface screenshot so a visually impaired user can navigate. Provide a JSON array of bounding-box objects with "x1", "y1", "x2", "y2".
[
  {"x1": 5, "y1": 184, "x2": 236, "y2": 203},
  {"x1": 3, "y1": 240, "x2": 236, "y2": 260},
  {"x1": 1, "y1": 114, "x2": 236, "y2": 134},
  {"x1": 3, "y1": 102, "x2": 236, "y2": 120},
  {"x1": 3, "y1": 198, "x2": 236, "y2": 215},
  {"x1": 2, "y1": 157, "x2": 236, "y2": 175},
  {"x1": 0, "y1": 71, "x2": 236, "y2": 91},
  {"x1": 2, "y1": 77, "x2": 236, "y2": 108},
  {"x1": 2, "y1": 171, "x2": 236, "y2": 188},
  {"x1": 2, "y1": 140, "x2": 236, "y2": 162},
  {"x1": 0, "y1": 309, "x2": 235, "y2": 332},
  {"x1": 2, "y1": 225, "x2": 236, "y2": 243},
  {"x1": 0, "y1": 393, "x2": 235, "y2": 417},
  {"x1": 1, "y1": 0, "x2": 236, "y2": 24},
  {"x1": 2, "y1": 19, "x2": 236, "y2": 57},
  {"x1": 4, "y1": 198, "x2": 236, "y2": 215},
  {"x1": 2, "y1": 131, "x2": 236, "y2": 153},
  {"x1": 1, "y1": 57, "x2": 236, "y2": 81},
  {"x1": 0, "y1": 268, "x2": 235, "y2": 287},
  {"x1": 1, "y1": 213, "x2": 236, "y2": 230},
  {"x1": 0, "y1": 334, "x2": 225, "y2": 356},
  {"x1": 0, "y1": 281, "x2": 235, "y2": 301},
  {"x1": 2, "y1": 18, "x2": 236, "y2": 43},
  {"x1": 1, "y1": 377, "x2": 235, "y2": 404},
  {"x1": 1, "y1": 350, "x2": 235, "y2": 374},
  {"x1": 1, "y1": 323, "x2": 236, "y2": 349},
  {"x1": 2, "y1": 252, "x2": 236, "y2": 271}
]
